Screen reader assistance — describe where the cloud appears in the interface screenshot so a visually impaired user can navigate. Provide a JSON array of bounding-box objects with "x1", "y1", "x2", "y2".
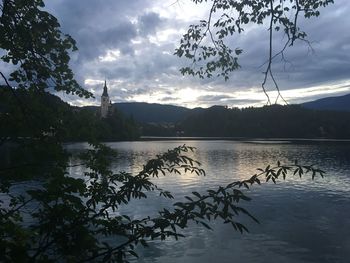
[
  {"x1": 2, "y1": 0, "x2": 348, "y2": 108},
  {"x1": 138, "y1": 12, "x2": 164, "y2": 36},
  {"x1": 160, "y1": 96, "x2": 179, "y2": 102}
]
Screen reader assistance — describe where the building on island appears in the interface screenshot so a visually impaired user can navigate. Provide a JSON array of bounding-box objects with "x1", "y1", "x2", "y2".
[{"x1": 101, "y1": 80, "x2": 112, "y2": 118}]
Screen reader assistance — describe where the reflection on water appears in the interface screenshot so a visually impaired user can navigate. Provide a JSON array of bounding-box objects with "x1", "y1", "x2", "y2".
[{"x1": 65, "y1": 140, "x2": 350, "y2": 263}]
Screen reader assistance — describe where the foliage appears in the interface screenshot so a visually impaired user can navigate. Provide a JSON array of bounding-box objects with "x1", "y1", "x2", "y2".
[
  {"x1": 0, "y1": 0, "x2": 330, "y2": 262},
  {"x1": 0, "y1": 144, "x2": 325, "y2": 262},
  {"x1": 61, "y1": 107, "x2": 140, "y2": 142},
  {"x1": 0, "y1": 87, "x2": 140, "y2": 142},
  {"x1": 0, "y1": 0, "x2": 91, "y2": 97},
  {"x1": 175, "y1": 0, "x2": 334, "y2": 103},
  {"x1": 180, "y1": 104, "x2": 350, "y2": 138},
  {"x1": 116, "y1": 102, "x2": 190, "y2": 124},
  {"x1": 0, "y1": 86, "x2": 71, "y2": 141}
]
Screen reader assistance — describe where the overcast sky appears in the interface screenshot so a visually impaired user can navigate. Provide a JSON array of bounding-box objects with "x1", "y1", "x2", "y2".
[{"x1": 43, "y1": 0, "x2": 350, "y2": 108}]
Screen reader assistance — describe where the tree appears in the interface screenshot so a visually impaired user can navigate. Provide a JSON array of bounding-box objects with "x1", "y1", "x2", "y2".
[
  {"x1": 0, "y1": 0, "x2": 328, "y2": 262},
  {"x1": 0, "y1": 0, "x2": 91, "y2": 97},
  {"x1": 175, "y1": 0, "x2": 334, "y2": 104}
]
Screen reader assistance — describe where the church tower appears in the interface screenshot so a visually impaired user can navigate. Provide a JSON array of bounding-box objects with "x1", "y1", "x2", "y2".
[{"x1": 101, "y1": 80, "x2": 110, "y2": 118}]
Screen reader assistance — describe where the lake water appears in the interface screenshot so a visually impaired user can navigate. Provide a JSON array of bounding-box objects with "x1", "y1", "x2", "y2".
[{"x1": 65, "y1": 140, "x2": 350, "y2": 263}]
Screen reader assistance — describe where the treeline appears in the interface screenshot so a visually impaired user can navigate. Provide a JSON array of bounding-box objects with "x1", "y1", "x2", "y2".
[
  {"x1": 0, "y1": 87, "x2": 139, "y2": 142},
  {"x1": 3, "y1": 87, "x2": 349, "y2": 140},
  {"x1": 65, "y1": 106, "x2": 139, "y2": 141},
  {"x1": 179, "y1": 105, "x2": 350, "y2": 139}
]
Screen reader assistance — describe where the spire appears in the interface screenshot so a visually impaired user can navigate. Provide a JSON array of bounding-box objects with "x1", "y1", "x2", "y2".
[{"x1": 102, "y1": 80, "x2": 108, "y2": 97}]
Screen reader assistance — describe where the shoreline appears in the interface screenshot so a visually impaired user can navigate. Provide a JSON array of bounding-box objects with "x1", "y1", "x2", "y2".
[
  {"x1": 4, "y1": 137, "x2": 350, "y2": 147},
  {"x1": 139, "y1": 136, "x2": 350, "y2": 143}
]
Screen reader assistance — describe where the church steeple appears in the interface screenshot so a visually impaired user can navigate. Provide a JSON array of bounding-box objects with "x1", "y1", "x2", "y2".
[
  {"x1": 101, "y1": 80, "x2": 110, "y2": 118},
  {"x1": 102, "y1": 80, "x2": 108, "y2": 97}
]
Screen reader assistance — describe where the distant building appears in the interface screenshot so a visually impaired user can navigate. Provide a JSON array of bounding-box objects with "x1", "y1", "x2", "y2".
[{"x1": 101, "y1": 80, "x2": 112, "y2": 118}]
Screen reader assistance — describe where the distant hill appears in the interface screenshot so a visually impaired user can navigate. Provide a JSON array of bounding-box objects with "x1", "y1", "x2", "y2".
[
  {"x1": 302, "y1": 93, "x2": 350, "y2": 112},
  {"x1": 113, "y1": 102, "x2": 192, "y2": 123},
  {"x1": 0, "y1": 88, "x2": 139, "y2": 141},
  {"x1": 179, "y1": 104, "x2": 350, "y2": 138},
  {"x1": 114, "y1": 93, "x2": 350, "y2": 125}
]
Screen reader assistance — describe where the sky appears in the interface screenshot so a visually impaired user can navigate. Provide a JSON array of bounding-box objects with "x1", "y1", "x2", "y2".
[{"x1": 42, "y1": 0, "x2": 350, "y2": 108}]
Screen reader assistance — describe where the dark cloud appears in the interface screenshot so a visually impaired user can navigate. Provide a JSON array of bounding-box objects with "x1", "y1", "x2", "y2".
[
  {"x1": 201, "y1": 0, "x2": 350, "y2": 95},
  {"x1": 45, "y1": 0, "x2": 148, "y2": 62},
  {"x1": 160, "y1": 96, "x2": 179, "y2": 101},
  {"x1": 197, "y1": 95, "x2": 233, "y2": 102},
  {"x1": 197, "y1": 95, "x2": 262, "y2": 106},
  {"x1": 101, "y1": 23, "x2": 137, "y2": 50},
  {"x1": 2, "y1": 0, "x2": 348, "y2": 107},
  {"x1": 99, "y1": 66, "x2": 132, "y2": 80},
  {"x1": 138, "y1": 12, "x2": 164, "y2": 36},
  {"x1": 72, "y1": 22, "x2": 137, "y2": 62}
]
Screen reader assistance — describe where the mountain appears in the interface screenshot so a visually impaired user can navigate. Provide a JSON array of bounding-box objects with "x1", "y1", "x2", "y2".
[
  {"x1": 114, "y1": 93, "x2": 350, "y2": 125},
  {"x1": 113, "y1": 102, "x2": 192, "y2": 123},
  {"x1": 302, "y1": 93, "x2": 350, "y2": 112}
]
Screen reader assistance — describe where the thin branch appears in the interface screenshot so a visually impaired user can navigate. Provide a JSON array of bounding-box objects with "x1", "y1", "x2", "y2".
[
  {"x1": 261, "y1": 0, "x2": 274, "y2": 105},
  {"x1": 3, "y1": 197, "x2": 34, "y2": 219},
  {"x1": 291, "y1": 0, "x2": 301, "y2": 45},
  {"x1": 207, "y1": 0, "x2": 219, "y2": 50},
  {"x1": 261, "y1": 0, "x2": 291, "y2": 105}
]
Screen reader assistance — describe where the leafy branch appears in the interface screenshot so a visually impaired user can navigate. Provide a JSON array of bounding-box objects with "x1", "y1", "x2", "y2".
[
  {"x1": 111, "y1": 159, "x2": 325, "y2": 262},
  {"x1": 175, "y1": 0, "x2": 334, "y2": 104},
  {"x1": 0, "y1": 0, "x2": 92, "y2": 98},
  {"x1": 0, "y1": 142, "x2": 325, "y2": 262},
  {"x1": 79, "y1": 145, "x2": 326, "y2": 262}
]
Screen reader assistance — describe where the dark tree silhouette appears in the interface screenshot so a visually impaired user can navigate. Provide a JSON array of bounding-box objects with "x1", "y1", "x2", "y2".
[{"x1": 0, "y1": 1, "x2": 329, "y2": 262}]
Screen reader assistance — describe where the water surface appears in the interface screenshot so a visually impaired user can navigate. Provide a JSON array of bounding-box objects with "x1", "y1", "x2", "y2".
[{"x1": 66, "y1": 140, "x2": 350, "y2": 263}]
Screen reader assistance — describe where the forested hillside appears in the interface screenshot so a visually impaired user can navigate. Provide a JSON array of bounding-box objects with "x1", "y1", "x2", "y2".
[
  {"x1": 179, "y1": 105, "x2": 350, "y2": 139},
  {"x1": 0, "y1": 88, "x2": 139, "y2": 141},
  {"x1": 302, "y1": 93, "x2": 350, "y2": 112},
  {"x1": 114, "y1": 102, "x2": 191, "y2": 123},
  {"x1": 3, "y1": 89, "x2": 349, "y2": 140}
]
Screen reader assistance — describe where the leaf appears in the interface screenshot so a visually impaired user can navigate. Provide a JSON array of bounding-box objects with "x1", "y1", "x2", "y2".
[
  {"x1": 128, "y1": 250, "x2": 139, "y2": 258},
  {"x1": 140, "y1": 239, "x2": 148, "y2": 247},
  {"x1": 185, "y1": 196, "x2": 193, "y2": 202},
  {"x1": 192, "y1": 191, "x2": 201, "y2": 198}
]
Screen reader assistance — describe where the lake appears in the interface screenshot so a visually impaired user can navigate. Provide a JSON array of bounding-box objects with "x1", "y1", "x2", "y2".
[{"x1": 65, "y1": 140, "x2": 350, "y2": 263}]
